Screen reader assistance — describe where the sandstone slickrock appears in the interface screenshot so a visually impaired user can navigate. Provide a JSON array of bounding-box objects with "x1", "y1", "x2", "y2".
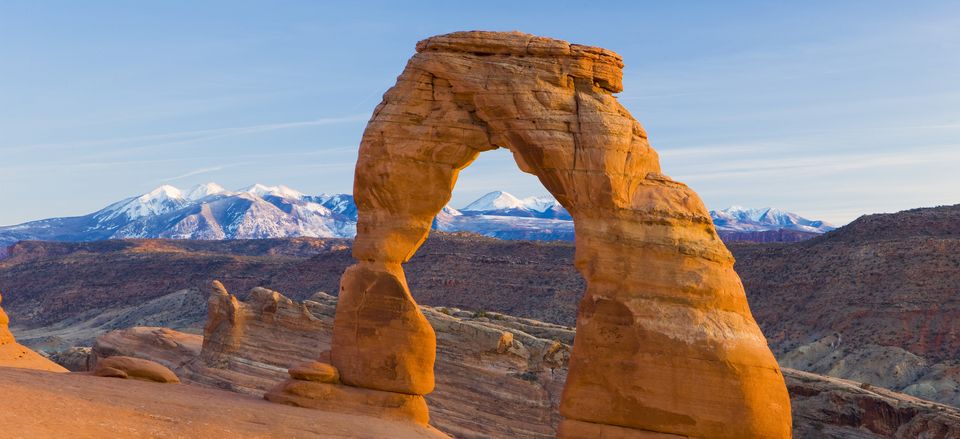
[
  {"x1": 317, "y1": 30, "x2": 790, "y2": 438},
  {"x1": 267, "y1": 376, "x2": 432, "y2": 425},
  {"x1": 94, "y1": 327, "x2": 201, "y2": 372},
  {"x1": 91, "y1": 285, "x2": 960, "y2": 438},
  {"x1": 0, "y1": 291, "x2": 68, "y2": 373},
  {"x1": 102, "y1": 285, "x2": 571, "y2": 438},
  {"x1": 0, "y1": 367, "x2": 450, "y2": 439},
  {"x1": 92, "y1": 355, "x2": 181, "y2": 384}
]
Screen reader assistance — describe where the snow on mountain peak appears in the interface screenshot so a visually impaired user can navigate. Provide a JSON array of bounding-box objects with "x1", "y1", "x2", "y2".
[
  {"x1": 462, "y1": 191, "x2": 525, "y2": 211},
  {"x1": 144, "y1": 185, "x2": 185, "y2": 200},
  {"x1": 186, "y1": 182, "x2": 227, "y2": 200},
  {"x1": 240, "y1": 183, "x2": 304, "y2": 200},
  {"x1": 521, "y1": 195, "x2": 559, "y2": 212},
  {"x1": 99, "y1": 185, "x2": 188, "y2": 220},
  {"x1": 710, "y1": 206, "x2": 834, "y2": 233},
  {"x1": 0, "y1": 183, "x2": 836, "y2": 246}
]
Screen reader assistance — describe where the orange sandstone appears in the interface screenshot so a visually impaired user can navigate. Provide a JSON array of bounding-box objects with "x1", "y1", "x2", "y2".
[
  {"x1": 272, "y1": 30, "x2": 792, "y2": 438},
  {"x1": 0, "y1": 291, "x2": 13, "y2": 345},
  {"x1": 0, "y1": 291, "x2": 68, "y2": 373},
  {"x1": 92, "y1": 355, "x2": 181, "y2": 384}
]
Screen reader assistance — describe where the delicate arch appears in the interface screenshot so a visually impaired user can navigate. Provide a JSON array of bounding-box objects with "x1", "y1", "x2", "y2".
[{"x1": 326, "y1": 31, "x2": 791, "y2": 438}]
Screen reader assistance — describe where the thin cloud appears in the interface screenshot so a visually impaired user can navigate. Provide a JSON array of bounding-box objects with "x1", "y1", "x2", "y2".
[
  {"x1": 161, "y1": 164, "x2": 246, "y2": 182},
  {"x1": 617, "y1": 92, "x2": 707, "y2": 101},
  {"x1": 675, "y1": 144, "x2": 960, "y2": 183},
  {"x1": 658, "y1": 143, "x2": 775, "y2": 158},
  {"x1": 0, "y1": 115, "x2": 369, "y2": 153}
]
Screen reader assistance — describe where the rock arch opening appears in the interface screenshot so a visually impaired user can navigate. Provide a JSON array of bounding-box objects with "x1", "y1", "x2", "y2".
[{"x1": 267, "y1": 31, "x2": 791, "y2": 439}]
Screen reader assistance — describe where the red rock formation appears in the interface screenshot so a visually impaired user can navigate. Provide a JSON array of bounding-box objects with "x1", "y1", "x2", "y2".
[
  {"x1": 283, "y1": 30, "x2": 792, "y2": 438},
  {"x1": 0, "y1": 291, "x2": 67, "y2": 373},
  {"x1": 95, "y1": 327, "x2": 201, "y2": 371},
  {"x1": 97, "y1": 284, "x2": 571, "y2": 438},
  {"x1": 92, "y1": 355, "x2": 180, "y2": 384},
  {"x1": 0, "y1": 291, "x2": 13, "y2": 346},
  {"x1": 87, "y1": 286, "x2": 960, "y2": 438},
  {"x1": 0, "y1": 367, "x2": 450, "y2": 439}
]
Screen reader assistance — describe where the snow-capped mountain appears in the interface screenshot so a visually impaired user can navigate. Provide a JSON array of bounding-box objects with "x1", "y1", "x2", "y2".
[
  {"x1": 240, "y1": 183, "x2": 304, "y2": 200},
  {"x1": 460, "y1": 190, "x2": 571, "y2": 220},
  {"x1": 710, "y1": 206, "x2": 835, "y2": 234},
  {"x1": 0, "y1": 186, "x2": 834, "y2": 249},
  {"x1": 186, "y1": 182, "x2": 227, "y2": 200},
  {"x1": 98, "y1": 185, "x2": 191, "y2": 221},
  {"x1": 432, "y1": 203, "x2": 573, "y2": 241},
  {"x1": 0, "y1": 183, "x2": 356, "y2": 247}
]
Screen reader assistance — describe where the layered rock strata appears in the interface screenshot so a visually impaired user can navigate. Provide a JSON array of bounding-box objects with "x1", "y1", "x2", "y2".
[
  {"x1": 0, "y1": 291, "x2": 67, "y2": 372},
  {"x1": 319, "y1": 30, "x2": 790, "y2": 437},
  {"x1": 88, "y1": 285, "x2": 960, "y2": 438},
  {"x1": 95, "y1": 285, "x2": 570, "y2": 438},
  {"x1": 786, "y1": 368, "x2": 960, "y2": 438}
]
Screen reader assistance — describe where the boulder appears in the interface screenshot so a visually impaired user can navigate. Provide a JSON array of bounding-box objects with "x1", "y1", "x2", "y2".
[
  {"x1": 288, "y1": 361, "x2": 340, "y2": 383},
  {"x1": 94, "y1": 326, "x2": 201, "y2": 371},
  {"x1": 93, "y1": 356, "x2": 180, "y2": 384}
]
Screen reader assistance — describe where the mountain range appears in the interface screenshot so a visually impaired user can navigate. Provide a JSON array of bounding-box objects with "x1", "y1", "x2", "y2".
[{"x1": 0, "y1": 183, "x2": 834, "y2": 249}]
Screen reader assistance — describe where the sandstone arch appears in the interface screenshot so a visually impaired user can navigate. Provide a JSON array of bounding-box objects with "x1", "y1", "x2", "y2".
[{"x1": 272, "y1": 31, "x2": 792, "y2": 438}]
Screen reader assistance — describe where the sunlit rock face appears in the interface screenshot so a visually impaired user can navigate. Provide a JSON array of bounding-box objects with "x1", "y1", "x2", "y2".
[
  {"x1": 0, "y1": 292, "x2": 68, "y2": 373},
  {"x1": 0, "y1": 292, "x2": 13, "y2": 346},
  {"x1": 196, "y1": 284, "x2": 570, "y2": 438},
  {"x1": 276, "y1": 30, "x2": 793, "y2": 438}
]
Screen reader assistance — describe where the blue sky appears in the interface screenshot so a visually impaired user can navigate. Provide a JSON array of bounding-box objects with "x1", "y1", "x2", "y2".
[{"x1": 1, "y1": 1, "x2": 958, "y2": 226}]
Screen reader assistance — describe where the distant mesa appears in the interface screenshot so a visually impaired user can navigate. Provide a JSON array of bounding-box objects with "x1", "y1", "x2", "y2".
[{"x1": 0, "y1": 182, "x2": 832, "y2": 249}]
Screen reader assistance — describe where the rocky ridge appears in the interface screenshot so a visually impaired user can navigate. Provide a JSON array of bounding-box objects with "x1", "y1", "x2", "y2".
[
  {"x1": 0, "y1": 183, "x2": 831, "y2": 245},
  {"x1": 731, "y1": 203, "x2": 960, "y2": 406}
]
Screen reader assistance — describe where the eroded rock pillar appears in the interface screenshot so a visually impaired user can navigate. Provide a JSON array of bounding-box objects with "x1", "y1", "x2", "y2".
[
  {"x1": 331, "y1": 263, "x2": 436, "y2": 395},
  {"x1": 0, "y1": 291, "x2": 69, "y2": 372},
  {"x1": 265, "y1": 49, "x2": 489, "y2": 425},
  {"x1": 0, "y1": 292, "x2": 14, "y2": 345}
]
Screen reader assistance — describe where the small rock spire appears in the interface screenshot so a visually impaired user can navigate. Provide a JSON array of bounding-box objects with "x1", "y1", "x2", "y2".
[{"x1": 1, "y1": 291, "x2": 16, "y2": 345}]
